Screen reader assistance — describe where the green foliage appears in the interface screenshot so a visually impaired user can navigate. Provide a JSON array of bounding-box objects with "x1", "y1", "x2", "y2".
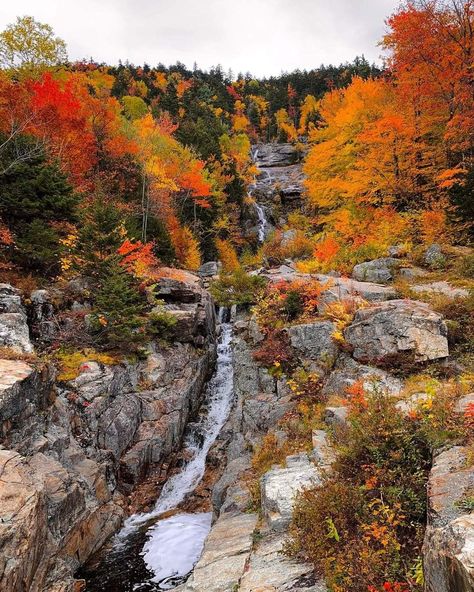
[
  {"x1": 0, "y1": 135, "x2": 78, "y2": 274},
  {"x1": 458, "y1": 254, "x2": 474, "y2": 279},
  {"x1": 15, "y1": 219, "x2": 61, "y2": 274},
  {"x1": 283, "y1": 290, "x2": 303, "y2": 320},
  {"x1": 0, "y1": 136, "x2": 77, "y2": 223},
  {"x1": 148, "y1": 308, "x2": 178, "y2": 341},
  {"x1": 91, "y1": 258, "x2": 147, "y2": 351},
  {"x1": 121, "y1": 95, "x2": 148, "y2": 120},
  {"x1": 74, "y1": 195, "x2": 125, "y2": 277},
  {"x1": 210, "y1": 269, "x2": 265, "y2": 307},
  {"x1": 286, "y1": 390, "x2": 432, "y2": 592}
]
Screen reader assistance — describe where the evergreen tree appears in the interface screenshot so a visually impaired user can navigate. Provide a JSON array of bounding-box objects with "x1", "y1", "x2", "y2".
[
  {"x1": 92, "y1": 258, "x2": 147, "y2": 351},
  {"x1": 74, "y1": 195, "x2": 125, "y2": 277},
  {"x1": 0, "y1": 134, "x2": 78, "y2": 275},
  {"x1": 0, "y1": 135, "x2": 77, "y2": 225}
]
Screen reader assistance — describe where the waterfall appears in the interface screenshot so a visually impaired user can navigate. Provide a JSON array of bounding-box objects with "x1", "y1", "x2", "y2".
[
  {"x1": 251, "y1": 146, "x2": 268, "y2": 243},
  {"x1": 255, "y1": 201, "x2": 268, "y2": 243},
  {"x1": 118, "y1": 319, "x2": 234, "y2": 536},
  {"x1": 81, "y1": 311, "x2": 235, "y2": 591}
]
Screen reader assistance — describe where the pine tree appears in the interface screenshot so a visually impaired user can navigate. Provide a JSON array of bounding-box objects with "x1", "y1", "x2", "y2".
[
  {"x1": 92, "y1": 258, "x2": 147, "y2": 351},
  {"x1": 74, "y1": 195, "x2": 125, "y2": 278}
]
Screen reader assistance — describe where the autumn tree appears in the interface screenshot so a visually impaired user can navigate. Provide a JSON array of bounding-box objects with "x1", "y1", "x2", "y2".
[
  {"x1": 0, "y1": 16, "x2": 67, "y2": 78},
  {"x1": 384, "y1": 0, "x2": 474, "y2": 227}
]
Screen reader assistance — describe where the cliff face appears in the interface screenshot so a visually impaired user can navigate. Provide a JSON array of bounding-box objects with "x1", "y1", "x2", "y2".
[{"x1": 0, "y1": 276, "x2": 217, "y2": 592}]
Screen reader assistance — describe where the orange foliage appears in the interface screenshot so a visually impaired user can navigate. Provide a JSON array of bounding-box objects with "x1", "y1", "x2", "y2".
[
  {"x1": 118, "y1": 239, "x2": 158, "y2": 277},
  {"x1": 419, "y1": 208, "x2": 448, "y2": 244},
  {"x1": 215, "y1": 238, "x2": 240, "y2": 272},
  {"x1": 313, "y1": 236, "x2": 340, "y2": 263}
]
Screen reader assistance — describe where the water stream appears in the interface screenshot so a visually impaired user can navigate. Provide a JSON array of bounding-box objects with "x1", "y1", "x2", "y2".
[
  {"x1": 250, "y1": 146, "x2": 269, "y2": 243},
  {"x1": 79, "y1": 316, "x2": 235, "y2": 591}
]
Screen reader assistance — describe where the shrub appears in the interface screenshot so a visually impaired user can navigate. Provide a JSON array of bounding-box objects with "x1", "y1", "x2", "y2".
[
  {"x1": 148, "y1": 308, "x2": 178, "y2": 341},
  {"x1": 210, "y1": 269, "x2": 266, "y2": 307},
  {"x1": 286, "y1": 388, "x2": 432, "y2": 592},
  {"x1": 457, "y1": 253, "x2": 474, "y2": 279},
  {"x1": 432, "y1": 291, "x2": 474, "y2": 359},
  {"x1": 253, "y1": 330, "x2": 294, "y2": 371},
  {"x1": 261, "y1": 229, "x2": 314, "y2": 264},
  {"x1": 253, "y1": 279, "x2": 324, "y2": 331}
]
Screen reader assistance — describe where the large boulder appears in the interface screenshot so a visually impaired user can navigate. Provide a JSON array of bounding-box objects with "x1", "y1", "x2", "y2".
[
  {"x1": 423, "y1": 447, "x2": 474, "y2": 592},
  {"x1": 322, "y1": 354, "x2": 403, "y2": 398},
  {"x1": 261, "y1": 454, "x2": 320, "y2": 531},
  {"x1": 29, "y1": 289, "x2": 58, "y2": 343},
  {"x1": 286, "y1": 321, "x2": 338, "y2": 368},
  {"x1": 316, "y1": 274, "x2": 397, "y2": 308},
  {"x1": 239, "y1": 531, "x2": 327, "y2": 592},
  {"x1": 183, "y1": 512, "x2": 258, "y2": 592},
  {"x1": 253, "y1": 143, "x2": 299, "y2": 168},
  {"x1": 344, "y1": 299, "x2": 449, "y2": 363},
  {"x1": 0, "y1": 285, "x2": 32, "y2": 353},
  {"x1": 352, "y1": 257, "x2": 399, "y2": 284},
  {"x1": 150, "y1": 269, "x2": 216, "y2": 345}
]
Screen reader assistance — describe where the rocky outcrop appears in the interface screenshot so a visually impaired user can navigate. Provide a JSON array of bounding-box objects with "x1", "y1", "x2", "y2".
[
  {"x1": 0, "y1": 284, "x2": 33, "y2": 352},
  {"x1": 316, "y1": 274, "x2": 398, "y2": 308},
  {"x1": 411, "y1": 281, "x2": 469, "y2": 299},
  {"x1": 286, "y1": 320, "x2": 338, "y2": 373},
  {"x1": 182, "y1": 513, "x2": 258, "y2": 592},
  {"x1": 0, "y1": 275, "x2": 217, "y2": 592},
  {"x1": 239, "y1": 531, "x2": 327, "y2": 592},
  {"x1": 232, "y1": 316, "x2": 293, "y2": 443},
  {"x1": 345, "y1": 299, "x2": 449, "y2": 363},
  {"x1": 254, "y1": 143, "x2": 300, "y2": 168},
  {"x1": 352, "y1": 257, "x2": 399, "y2": 284},
  {"x1": 423, "y1": 446, "x2": 474, "y2": 592},
  {"x1": 261, "y1": 454, "x2": 320, "y2": 532},
  {"x1": 322, "y1": 353, "x2": 403, "y2": 398}
]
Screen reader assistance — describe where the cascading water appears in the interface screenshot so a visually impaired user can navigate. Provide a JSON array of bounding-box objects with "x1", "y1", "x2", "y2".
[
  {"x1": 79, "y1": 314, "x2": 235, "y2": 591},
  {"x1": 254, "y1": 201, "x2": 268, "y2": 243},
  {"x1": 250, "y1": 146, "x2": 269, "y2": 243}
]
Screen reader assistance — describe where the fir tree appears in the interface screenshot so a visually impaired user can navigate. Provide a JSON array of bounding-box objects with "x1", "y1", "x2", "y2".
[{"x1": 92, "y1": 258, "x2": 147, "y2": 351}]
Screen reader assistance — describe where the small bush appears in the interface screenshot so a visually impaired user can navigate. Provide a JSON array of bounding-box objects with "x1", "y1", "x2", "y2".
[
  {"x1": 432, "y1": 291, "x2": 474, "y2": 359},
  {"x1": 286, "y1": 388, "x2": 432, "y2": 592},
  {"x1": 210, "y1": 269, "x2": 266, "y2": 307},
  {"x1": 457, "y1": 253, "x2": 474, "y2": 279},
  {"x1": 148, "y1": 308, "x2": 178, "y2": 341}
]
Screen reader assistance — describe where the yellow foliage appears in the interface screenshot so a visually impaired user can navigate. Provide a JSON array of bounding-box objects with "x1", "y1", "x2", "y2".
[
  {"x1": 276, "y1": 108, "x2": 298, "y2": 142},
  {"x1": 56, "y1": 349, "x2": 118, "y2": 382},
  {"x1": 215, "y1": 238, "x2": 240, "y2": 272}
]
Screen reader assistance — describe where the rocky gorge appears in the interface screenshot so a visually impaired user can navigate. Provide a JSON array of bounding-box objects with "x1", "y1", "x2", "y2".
[{"x1": 0, "y1": 143, "x2": 473, "y2": 592}]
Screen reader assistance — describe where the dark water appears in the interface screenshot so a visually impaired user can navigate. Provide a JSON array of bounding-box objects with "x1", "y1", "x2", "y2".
[{"x1": 77, "y1": 320, "x2": 234, "y2": 591}]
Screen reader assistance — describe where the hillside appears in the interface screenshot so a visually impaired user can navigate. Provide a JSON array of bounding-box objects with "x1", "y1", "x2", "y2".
[{"x1": 0, "y1": 3, "x2": 473, "y2": 592}]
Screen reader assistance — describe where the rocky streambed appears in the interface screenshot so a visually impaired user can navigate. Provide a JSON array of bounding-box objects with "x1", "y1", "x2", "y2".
[{"x1": 1, "y1": 144, "x2": 473, "y2": 592}]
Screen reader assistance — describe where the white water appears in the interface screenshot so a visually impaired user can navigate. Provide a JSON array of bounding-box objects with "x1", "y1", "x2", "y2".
[
  {"x1": 255, "y1": 202, "x2": 268, "y2": 243},
  {"x1": 114, "y1": 319, "x2": 234, "y2": 587},
  {"x1": 141, "y1": 512, "x2": 212, "y2": 590},
  {"x1": 250, "y1": 146, "x2": 269, "y2": 243}
]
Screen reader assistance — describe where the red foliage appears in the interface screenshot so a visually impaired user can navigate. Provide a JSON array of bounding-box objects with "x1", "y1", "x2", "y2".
[
  {"x1": 30, "y1": 73, "x2": 97, "y2": 187},
  {"x1": 118, "y1": 239, "x2": 158, "y2": 277}
]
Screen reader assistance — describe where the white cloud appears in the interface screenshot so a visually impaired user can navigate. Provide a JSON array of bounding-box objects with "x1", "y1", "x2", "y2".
[{"x1": 0, "y1": 0, "x2": 400, "y2": 76}]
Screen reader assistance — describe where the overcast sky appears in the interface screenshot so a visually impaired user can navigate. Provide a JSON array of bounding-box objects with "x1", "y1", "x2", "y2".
[{"x1": 0, "y1": 0, "x2": 401, "y2": 77}]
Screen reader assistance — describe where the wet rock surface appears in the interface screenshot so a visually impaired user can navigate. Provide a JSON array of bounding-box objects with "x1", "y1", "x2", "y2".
[{"x1": 0, "y1": 274, "x2": 217, "y2": 592}]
